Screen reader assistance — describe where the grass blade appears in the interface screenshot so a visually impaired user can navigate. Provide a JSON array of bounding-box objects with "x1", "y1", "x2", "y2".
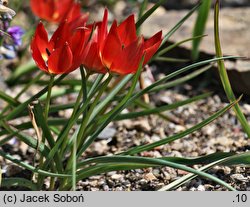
[
  {"x1": 149, "y1": 64, "x2": 211, "y2": 93},
  {"x1": 77, "y1": 152, "x2": 234, "y2": 168},
  {"x1": 214, "y1": 0, "x2": 250, "y2": 137},
  {"x1": 0, "y1": 91, "x2": 19, "y2": 106},
  {"x1": 2, "y1": 74, "x2": 67, "y2": 121},
  {"x1": 136, "y1": 0, "x2": 165, "y2": 29},
  {"x1": 115, "y1": 92, "x2": 212, "y2": 120},
  {"x1": 158, "y1": 159, "x2": 225, "y2": 191},
  {"x1": 0, "y1": 150, "x2": 70, "y2": 178},
  {"x1": 160, "y1": 2, "x2": 202, "y2": 47},
  {"x1": 192, "y1": 0, "x2": 211, "y2": 60},
  {"x1": 159, "y1": 151, "x2": 250, "y2": 191},
  {"x1": 121, "y1": 98, "x2": 239, "y2": 155},
  {"x1": 0, "y1": 178, "x2": 38, "y2": 190},
  {"x1": 77, "y1": 57, "x2": 145, "y2": 157},
  {"x1": 154, "y1": 57, "x2": 189, "y2": 63},
  {"x1": 73, "y1": 156, "x2": 235, "y2": 191},
  {"x1": 6, "y1": 59, "x2": 37, "y2": 86},
  {"x1": 155, "y1": 35, "x2": 207, "y2": 58}
]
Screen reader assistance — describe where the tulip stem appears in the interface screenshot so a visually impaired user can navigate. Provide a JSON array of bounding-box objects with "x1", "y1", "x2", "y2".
[
  {"x1": 44, "y1": 75, "x2": 55, "y2": 121},
  {"x1": 58, "y1": 67, "x2": 88, "y2": 157},
  {"x1": 43, "y1": 74, "x2": 55, "y2": 190},
  {"x1": 75, "y1": 75, "x2": 113, "y2": 153},
  {"x1": 80, "y1": 66, "x2": 89, "y2": 117},
  {"x1": 59, "y1": 75, "x2": 112, "y2": 190}
]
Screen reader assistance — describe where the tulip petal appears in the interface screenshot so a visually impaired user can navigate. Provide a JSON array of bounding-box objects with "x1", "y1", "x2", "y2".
[
  {"x1": 143, "y1": 31, "x2": 162, "y2": 64},
  {"x1": 117, "y1": 15, "x2": 137, "y2": 47},
  {"x1": 30, "y1": 0, "x2": 42, "y2": 17},
  {"x1": 102, "y1": 21, "x2": 122, "y2": 69},
  {"x1": 55, "y1": 0, "x2": 74, "y2": 21},
  {"x1": 30, "y1": 39, "x2": 48, "y2": 73},
  {"x1": 47, "y1": 42, "x2": 73, "y2": 74},
  {"x1": 83, "y1": 42, "x2": 106, "y2": 73},
  {"x1": 65, "y1": 2, "x2": 81, "y2": 21},
  {"x1": 68, "y1": 29, "x2": 85, "y2": 55},
  {"x1": 31, "y1": 0, "x2": 56, "y2": 22},
  {"x1": 110, "y1": 37, "x2": 144, "y2": 75},
  {"x1": 49, "y1": 21, "x2": 69, "y2": 50},
  {"x1": 68, "y1": 28, "x2": 88, "y2": 69},
  {"x1": 33, "y1": 22, "x2": 50, "y2": 62},
  {"x1": 98, "y1": 8, "x2": 109, "y2": 51}
]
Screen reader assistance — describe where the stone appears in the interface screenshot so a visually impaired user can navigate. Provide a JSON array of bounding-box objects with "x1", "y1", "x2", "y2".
[
  {"x1": 133, "y1": 119, "x2": 151, "y2": 132},
  {"x1": 197, "y1": 185, "x2": 206, "y2": 191},
  {"x1": 144, "y1": 172, "x2": 157, "y2": 181},
  {"x1": 97, "y1": 127, "x2": 116, "y2": 140},
  {"x1": 111, "y1": 174, "x2": 123, "y2": 180},
  {"x1": 230, "y1": 174, "x2": 249, "y2": 182},
  {"x1": 141, "y1": 7, "x2": 250, "y2": 95}
]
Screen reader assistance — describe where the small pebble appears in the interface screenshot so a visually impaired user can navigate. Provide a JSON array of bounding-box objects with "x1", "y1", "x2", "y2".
[
  {"x1": 197, "y1": 185, "x2": 206, "y2": 191},
  {"x1": 144, "y1": 173, "x2": 157, "y2": 181}
]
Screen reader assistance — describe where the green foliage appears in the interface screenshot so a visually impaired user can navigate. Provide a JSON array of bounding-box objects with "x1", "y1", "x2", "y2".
[
  {"x1": 0, "y1": 0, "x2": 249, "y2": 191},
  {"x1": 192, "y1": 0, "x2": 211, "y2": 60}
]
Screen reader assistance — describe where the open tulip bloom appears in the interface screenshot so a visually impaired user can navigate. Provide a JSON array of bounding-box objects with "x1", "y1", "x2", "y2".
[
  {"x1": 2, "y1": 0, "x2": 249, "y2": 191},
  {"x1": 27, "y1": 8, "x2": 164, "y2": 190},
  {"x1": 83, "y1": 9, "x2": 162, "y2": 75},
  {"x1": 30, "y1": 0, "x2": 88, "y2": 23},
  {"x1": 31, "y1": 9, "x2": 162, "y2": 75},
  {"x1": 31, "y1": 20, "x2": 91, "y2": 74}
]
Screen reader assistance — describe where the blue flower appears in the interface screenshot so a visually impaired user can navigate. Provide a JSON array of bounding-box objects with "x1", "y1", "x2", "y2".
[{"x1": 7, "y1": 26, "x2": 24, "y2": 46}]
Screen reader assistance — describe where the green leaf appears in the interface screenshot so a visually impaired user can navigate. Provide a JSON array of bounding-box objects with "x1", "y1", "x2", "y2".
[
  {"x1": 214, "y1": 0, "x2": 250, "y2": 137},
  {"x1": 137, "y1": 0, "x2": 148, "y2": 35},
  {"x1": 149, "y1": 64, "x2": 211, "y2": 93},
  {"x1": 0, "y1": 150, "x2": 70, "y2": 178},
  {"x1": 77, "y1": 56, "x2": 145, "y2": 157},
  {"x1": 159, "y1": 159, "x2": 225, "y2": 191},
  {"x1": 155, "y1": 35, "x2": 207, "y2": 58},
  {"x1": 161, "y1": 2, "x2": 202, "y2": 47},
  {"x1": 154, "y1": 57, "x2": 189, "y2": 63},
  {"x1": 127, "y1": 56, "x2": 239, "y2": 108},
  {"x1": 40, "y1": 75, "x2": 108, "y2": 171},
  {"x1": 121, "y1": 99, "x2": 239, "y2": 155},
  {"x1": 0, "y1": 121, "x2": 50, "y2": 156},
  {"x1": 0, "y1": 72, "x2": 44, "y2": 117},
  {"x1": 89, "y1": 75, "x2": 132, "y2": 123},
  {"x1": 77, "y1": 152, "x2": 234, "y2": 168},
  {"x1": 115, "y1": 92, "x2": 212, "y2": 120},
  {"x1": 159, "y1": 151, "x2": 250, "y2": 191},
  {"x1": 136, "y1": 0, "x2": 165, "y2": 29},
  {"x1": 39, "y1": 87, "x2": 80, "y2": 101},
  {"x1": 32, "y1": 102, "x2": 64, "y2": 173},
  {"x1": 73, "y1": 156, "x2": 235, "y2": 191},
  {"x1": 192, "y1": 0, "x2": 211, "y2": 60},
  {"x1": 0, "y1": 91, "x2": 19, "y2": 106},
  {"x1": 0, "y1": 178, "x2": 38, "y2": 190},
  {"x1": 2, "y1": 74, "x2": 67, "y2": 121},
  {"x1": 222, "y1": 152, "x2": 250, "y2": 166},
  {"x1": 6, "y1": 60, "x2": 37, "y2": 86}
]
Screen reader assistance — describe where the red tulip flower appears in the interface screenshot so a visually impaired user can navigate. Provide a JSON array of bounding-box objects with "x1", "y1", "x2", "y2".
[
  {"x1": 31, "y1": 21, "x2": 91, "y2": 74},
  {"x1": 83, "y1": 9, "x2": 162, "y2": 75},
  {"x1": 30, "y1": 0, "x2": 88, "y2": 23}
]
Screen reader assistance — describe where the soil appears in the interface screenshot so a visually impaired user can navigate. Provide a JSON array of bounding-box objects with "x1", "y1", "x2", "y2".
[{"x1": 0, "y1": 63, "x2": 250, "y2": 191}]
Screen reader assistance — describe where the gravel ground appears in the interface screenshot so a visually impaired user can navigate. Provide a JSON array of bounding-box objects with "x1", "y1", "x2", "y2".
[
  {"x1": 1, "y1": 0, "x2": 249, "y2": 192},
  {"x1": 1, "y1": 66, "x2": 250, "y2": 191},
  {"x1": 79, "y1": 78, "x2": 250, "y2": 191}
]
